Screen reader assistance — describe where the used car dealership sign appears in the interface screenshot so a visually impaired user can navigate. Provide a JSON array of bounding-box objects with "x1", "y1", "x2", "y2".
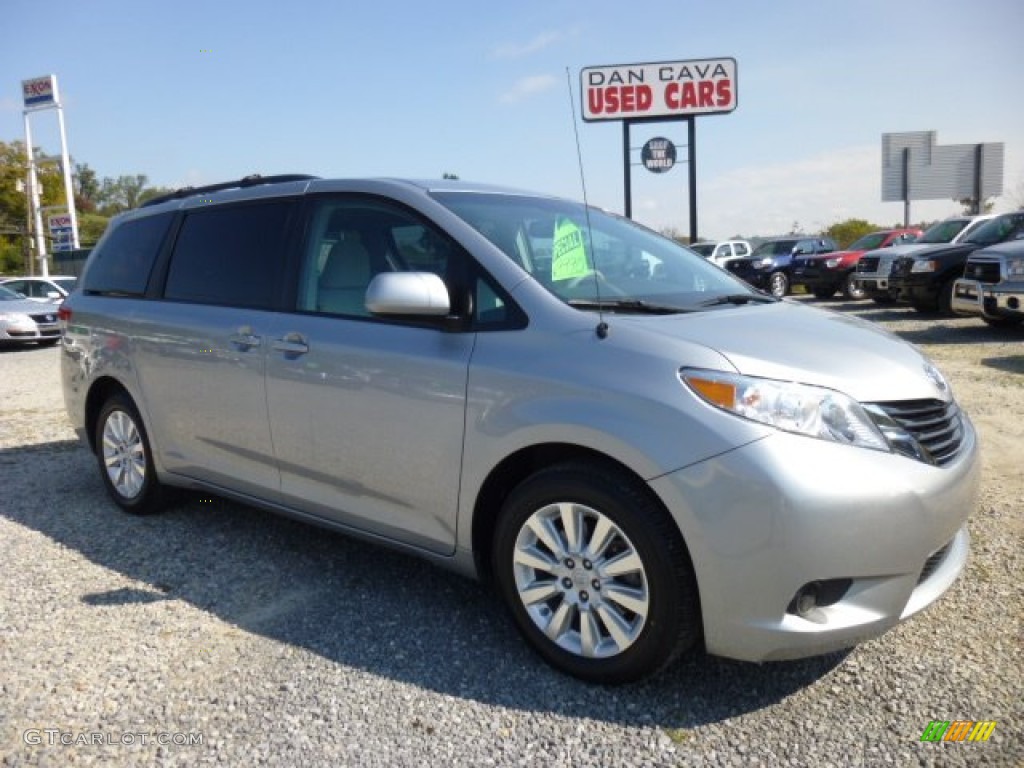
[{"x1": 581, "y1": 58, "x2": 737, "y2": 121}]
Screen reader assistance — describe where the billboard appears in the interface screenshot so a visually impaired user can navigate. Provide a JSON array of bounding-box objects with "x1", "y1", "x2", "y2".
[
  {"x1": 22, "y1": 75, "x2": 58, "y2": 110},
  {"x1": 581, "y1": 58, "x2": 737, "y2": 121},
  {"x1": 882, "y1": 131, "x2": 1004, "y2": 202}
]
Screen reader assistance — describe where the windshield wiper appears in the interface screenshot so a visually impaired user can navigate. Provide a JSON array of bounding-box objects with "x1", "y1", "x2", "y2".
[
  {"x1": 697, "y1": 293, "x2": 779, "y2": 307},
  {"x1": 567, "y1": 298, "x2": 691, "y2": 314}
]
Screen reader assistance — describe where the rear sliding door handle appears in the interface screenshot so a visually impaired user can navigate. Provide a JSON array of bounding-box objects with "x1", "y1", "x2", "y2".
[
  {"x1": 229, "y1": 326, "x2": 262, "y2": 350},
  {"x1": 272, "y1": 332, "x2": 309, "y2": 356}
]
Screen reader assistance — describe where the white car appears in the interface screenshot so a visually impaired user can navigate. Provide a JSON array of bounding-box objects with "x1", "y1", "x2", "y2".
[
  {"x1": 689, "y1": 239, "x2": 752, "y2": 267},
  {"x1": 0, "y1": 275, "x2": 77, "y2": 304},
  {"x1": 0, "y1": 284, "x2": 62, "y2": 345}
]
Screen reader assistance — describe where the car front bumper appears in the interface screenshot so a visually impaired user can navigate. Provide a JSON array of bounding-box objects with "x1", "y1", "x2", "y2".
[
  {"x1": 649, "y1": 416, "x2": 979, "y2": 662},
  {"x1": 0, "y1": 314, "x2": 61, "y2": 343},
  {"x1": 951, "y1": 278, "x2": 1024, "y2": 320},
  {"x1": 854, "y1": 273, "x2": 893, "y2": 292}
]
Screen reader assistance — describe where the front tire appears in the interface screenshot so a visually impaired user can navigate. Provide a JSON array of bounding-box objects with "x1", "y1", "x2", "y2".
[
  {"x1": 982, "y1": 316, "x2": 1023, "y2": 328},
  {"x1": 841, "y1": 273, "x2": 866, "y2": 300},
  {"x1": 768, "y1": 271, "x2": 789, "y2": 298},
  {"x1": 493, "y1": 462, "x2": 700, "y2": 684},
  {"x1": 95, "y1": 393, "x2": 166, "y2": 515}
]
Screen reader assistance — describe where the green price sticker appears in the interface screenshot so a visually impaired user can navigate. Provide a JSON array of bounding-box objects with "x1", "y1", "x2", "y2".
[{"x1": 551, "y1": 218, "x2": 589, "y2": 281}]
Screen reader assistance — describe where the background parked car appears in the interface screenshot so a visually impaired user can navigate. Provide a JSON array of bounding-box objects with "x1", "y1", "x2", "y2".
[
  {"x1": 855, "y1": 215, "x2": 995, "y2": 304},
  {"x1": 724, "y1": 236, "x2": 838, "y2": 298},
  {"x1": 0, "y1": 284, "x2": 62, "y2": 346},
  {"x1": 792, "y1": 228, "x2": 921, "y2": 300},
  {"x1": 0, "y1": 275, "x2": 77, "y2": 304},
  {"x1": 889, "y1": 211, "x2": 1024, "y2": 314},
  {"x1": 951, "y1": 239, "x2": 1024, "y2": 328},
  {"x1": 688, "y1": 239, "x2": 752, "y2": 267}
]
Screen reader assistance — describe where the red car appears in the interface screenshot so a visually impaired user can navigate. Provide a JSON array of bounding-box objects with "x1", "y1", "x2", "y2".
[{"x1": 792, "y1": 228, "x2": 922, "y2": 299}]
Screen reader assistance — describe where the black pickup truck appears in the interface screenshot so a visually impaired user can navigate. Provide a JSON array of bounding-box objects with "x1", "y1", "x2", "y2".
[{"x1": 889, "y1": 212, "x2": 1024, "y2": 314}]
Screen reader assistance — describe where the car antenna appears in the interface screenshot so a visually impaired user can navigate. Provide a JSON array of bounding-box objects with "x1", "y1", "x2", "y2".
[{"x1": 565, "y1": 67, "x2": 608, "y2": 339}]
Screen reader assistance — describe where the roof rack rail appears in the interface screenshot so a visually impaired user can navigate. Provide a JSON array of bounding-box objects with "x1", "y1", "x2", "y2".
[{"x1": 141, "y1": 174, "x2": 320, "y2": 208}]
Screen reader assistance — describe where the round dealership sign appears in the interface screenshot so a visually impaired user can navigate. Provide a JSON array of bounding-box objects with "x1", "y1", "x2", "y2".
[{"x1": 641, "y1": 137, "x2": 676, "y2": 173}]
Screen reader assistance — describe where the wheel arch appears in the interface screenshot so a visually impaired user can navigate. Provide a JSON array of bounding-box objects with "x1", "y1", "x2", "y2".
[
  {"x1": 84, "y1": 377, "x2": 133, "y2": 454},
  {"x1": 470, "y1": 443, "x2": 692, "y2": 588}
]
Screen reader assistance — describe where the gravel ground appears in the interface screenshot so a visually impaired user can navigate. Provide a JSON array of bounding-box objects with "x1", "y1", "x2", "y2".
[{"x1": 0, "y1": 297, "x2": 1020, "y2": 767}]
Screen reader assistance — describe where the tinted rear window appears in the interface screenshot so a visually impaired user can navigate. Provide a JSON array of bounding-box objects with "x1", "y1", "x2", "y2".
[
  {"x1": 163, "y1": 201, "x2": 293, "y2": 309},
  {"x1": 82, "y1": 212, "x2": 174, "y2": 296}
]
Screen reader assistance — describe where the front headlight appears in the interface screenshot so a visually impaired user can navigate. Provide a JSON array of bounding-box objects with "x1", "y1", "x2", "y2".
[
  {"x1": 680, "y1": 369, "x2": 890, "y2": 452},
  {"x1": 0, "y1": 312, "x2": 33, "y2": 327},
  {"x1": 756, "y1": 257, "x2": 774, "y2": 269},
  {"x1": 1006, "y1": 258, "x2": 1024, "y2": 279},
  {"x1": 825, "y1": 257, "x2": 842, "y2": 269},
  {"x1": 911, "y1": 259, "x2": 937, "y2": 273}
]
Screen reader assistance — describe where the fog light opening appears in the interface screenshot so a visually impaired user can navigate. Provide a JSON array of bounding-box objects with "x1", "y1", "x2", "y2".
[{"x1": 787, "y1": 578, "x2": 852, "y2": 624}]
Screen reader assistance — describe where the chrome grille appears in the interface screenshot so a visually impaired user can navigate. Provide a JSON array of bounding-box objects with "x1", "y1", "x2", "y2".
[
  {"x1": 868, "y1": 399, "x2": 964, "y2": 466},
  {"x1": 857, "y1": 256, "x2": 879, "y2": 273},
  {"x1": 963, "y1": 260, "x2": 1000, "y2": 284}
]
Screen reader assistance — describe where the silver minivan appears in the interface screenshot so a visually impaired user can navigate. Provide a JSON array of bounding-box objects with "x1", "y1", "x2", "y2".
[{"x1": 60, "y1": 176, "x2": 979, "y2": 683}]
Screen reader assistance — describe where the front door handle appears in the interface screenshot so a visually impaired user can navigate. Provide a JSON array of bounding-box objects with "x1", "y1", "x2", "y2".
[{"x1": 272, "y1": 332, "x2": 309, "y2": 356}]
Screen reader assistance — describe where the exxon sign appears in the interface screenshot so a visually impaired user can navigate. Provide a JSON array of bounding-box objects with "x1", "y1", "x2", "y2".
[{"x1": 22, "y1": 76, "x2": 58, "y2": 110}]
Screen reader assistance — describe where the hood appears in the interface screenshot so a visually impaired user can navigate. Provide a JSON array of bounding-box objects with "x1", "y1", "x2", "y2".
[
  {"x1": 614, "y1": 300, "x2": 950, "y2": 404},
  {"x1": 0, "y1": 296, "x2": 55, "y2": 315},
  {"x1": 863, "y1": 242, "x2": 934, "y2": 259},
  {"x1": 903, "y1": 242, "x2": 976, "y2": 261}
]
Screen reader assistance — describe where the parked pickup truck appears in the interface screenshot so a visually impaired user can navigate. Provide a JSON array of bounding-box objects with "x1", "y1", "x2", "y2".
[
  {"x1": 854, "y1": 215, "x2": 994, "y2": 304},
  {"x1": 889, "y1": 211, "x2": 1024, "y2": 315},
  {"x1": 793, "y1": 228, "x2": 921, "y2": 300},
  {"x1": 951, "y1": 240, "x2": 1024, "y2": 327}
]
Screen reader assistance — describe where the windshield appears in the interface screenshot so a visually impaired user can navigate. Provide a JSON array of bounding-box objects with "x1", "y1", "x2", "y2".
[
  {"x1": 751, "y1": 239, "x2": 799, "y2": 257},
  {"x1": 433, "y1": 192, "x2": 757, "y2": 310},
  {"x1": 689, "y1": 243, "x2": 715, "y2": 257},
  {"x1": 848, "y1": 232, "x2": 888, "y2": 251},
  {"x1": 965, "y1": 212, "x2": 1024, "y2": 246},
  {"x1": 918, "y1": 219, "x2": 968, "y2": 244},
  {"x1": 0, "y1": 285, "x2": 26, "y2": 301}
]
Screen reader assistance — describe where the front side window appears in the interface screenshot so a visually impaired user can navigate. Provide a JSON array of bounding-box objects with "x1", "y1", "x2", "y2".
[
  {"x1": 297, "y1": 197, "x2": 464, "y2": 319},
  {"x1": 163, "y1": 201, "x2": 294, "y2": 309},
  {"x1": 434, "y1": 192, "x2": 752, "y2": 310},
  {"x1": 82, "y1": 212, "x2": 174, "y2": 296}
]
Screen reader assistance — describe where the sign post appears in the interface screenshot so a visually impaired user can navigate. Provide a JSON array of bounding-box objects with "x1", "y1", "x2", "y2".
[
  {"x1": 22, "y1": 75, "x2": 81, "y2": 277},
  {"x1": 581, "y1": 58, "x2": 737, "y2": 243}
]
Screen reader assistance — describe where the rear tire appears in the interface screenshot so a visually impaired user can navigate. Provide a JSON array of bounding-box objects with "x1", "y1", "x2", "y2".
[
  {"x1": 95, "y1": 393, "x2": 166, "y2": 515},
  {"x1": 493, "y1": 462, "x2": 700, "y2": 684}
]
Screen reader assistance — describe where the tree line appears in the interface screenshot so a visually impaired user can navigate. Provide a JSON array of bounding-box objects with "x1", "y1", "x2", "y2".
[{"x1": 0, "y1": 139, "x2": 173, "y2": 274}]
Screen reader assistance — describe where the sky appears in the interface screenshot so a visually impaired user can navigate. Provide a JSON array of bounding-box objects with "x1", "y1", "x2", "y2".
[{"x1": 2, "y1": 0, "x2": 1022, "y2": 241}]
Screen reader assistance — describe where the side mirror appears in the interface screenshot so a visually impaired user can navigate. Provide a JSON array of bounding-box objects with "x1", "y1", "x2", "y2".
[{"x1": 365, "y1": 272, "x2": 451, "y2": 316}]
